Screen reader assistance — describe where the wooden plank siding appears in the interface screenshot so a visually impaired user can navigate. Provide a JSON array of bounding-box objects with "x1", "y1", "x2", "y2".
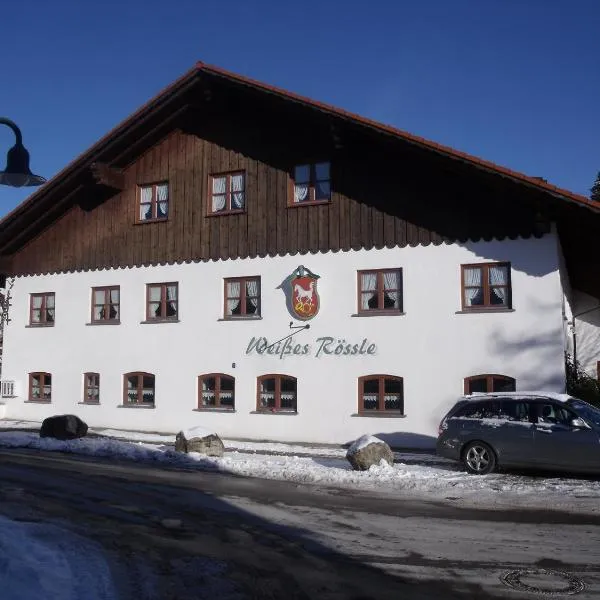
[{"x1": 8, "y1": 125, "x2": 542, "y2": 276}]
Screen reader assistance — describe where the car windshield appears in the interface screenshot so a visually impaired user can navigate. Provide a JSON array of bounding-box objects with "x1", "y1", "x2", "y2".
[{"x1": 566, "y1": 398, "x2": 600, "y2": 427}]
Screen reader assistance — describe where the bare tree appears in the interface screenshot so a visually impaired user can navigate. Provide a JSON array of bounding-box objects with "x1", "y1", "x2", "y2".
[{"x1": 0, "y1": 278, "x2": 15, "y2": 379}]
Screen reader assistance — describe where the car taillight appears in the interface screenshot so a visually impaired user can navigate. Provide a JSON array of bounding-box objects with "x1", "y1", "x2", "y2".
[{"x1": 438, "y1": 418, "x2": 448, "y2": 436}]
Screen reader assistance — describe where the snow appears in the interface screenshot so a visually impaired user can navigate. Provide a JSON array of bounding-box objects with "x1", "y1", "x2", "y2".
[
  {"x1": 347, "y1": 434, "x2": 386, "y2": 454},
  {"x1": 179, "y1": 425, "x2": 217, "y2": 439},
  {"x1": 466, "y1": 391, "x2": 574, "y2": 403},
  {"x1": 0, "y1": 514, "x2": 116, "y2": 599},
  {"x1": 1, "y1": 429, "x2": 599, "y2": 503}
]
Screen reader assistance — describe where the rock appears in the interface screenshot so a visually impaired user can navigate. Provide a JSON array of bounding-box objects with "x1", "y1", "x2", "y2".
[
  {"x1": 346, "y1": 435, "x2": 394, "y2": 471},
  {"x1": 40, "y1": 414, "x2": 88, "y2": 440},
  {"x1": 175, "y1": 426, "x2": 224, "y2": 457}
]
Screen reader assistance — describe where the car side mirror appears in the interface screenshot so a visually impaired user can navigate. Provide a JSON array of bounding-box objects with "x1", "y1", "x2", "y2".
[{"x1": 571, "y1": 417, "x2": 589, "y2": 429}]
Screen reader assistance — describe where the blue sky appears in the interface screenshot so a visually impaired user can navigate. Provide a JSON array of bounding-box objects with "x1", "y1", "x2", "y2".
[{"x1": 1, "y1": 0, "x2": 599, "y2": 215}]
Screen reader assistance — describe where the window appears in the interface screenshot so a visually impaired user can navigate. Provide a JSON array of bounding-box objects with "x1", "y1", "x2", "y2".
[
  {"x1": 84, "y1": 372, "x2": 100, "y2": 403},
  {"x1": 537, "y1": 402, "x2": 578, "y2": 426},
  {"x1": 461, "y1": 262, "x2": 511, "y2": 310},
  {"x1": 209, "y1": 172, "x2": 245, "y2": 214},
  {"x1": 29, "y1": 372, "x2": 51, "y2": 402},
  {"x1": 358, "y1": 269, "x2": 402, "y2": 313},
  {"x1": 257, "y1": 375, "x2": 297, "y2": 413},
  {"x1": 224, "y1": 277, "x2": 260, "y2": 318},
  {"x1": 146, "y1": 283, "x2": 178, "y2": 321},
  {"x1": 30, "y1": 293, "x2": 55, "y2": 325},
  {"x1": 358, "y1": 375, "x2": 404, "y2": 414},
  {"x1": 138, "y1": 182, "x2": 169, "y2": 221},
  {"x1": 464, "y1": 374, "x2": 516, "y2": 395},
  {"x1": 123, "y1": 372, "x2": 155, "y2": 406},
  {"x1": 198, "y1": 374, "x2": 235, "y2": 410},
  {"x1": 454, "y1": 399, "x2": 531, "y2": 422},
  {"x1": 91, "y1": 286, "x2": 120, "y2": 322},
  {"x1": 290, "y1": 162, "x2": 330, "y2": 205}
]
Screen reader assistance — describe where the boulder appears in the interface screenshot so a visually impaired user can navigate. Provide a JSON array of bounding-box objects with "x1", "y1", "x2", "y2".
[
  {"x1": 40, "y1": 414, "x2": 88, "y2": 440},
  {"x1": 346, "y1": 435, "x2": 394, "y2": 471},
  {"x1": 175, "y1": 426, "x2": 224, "y2": 457}
]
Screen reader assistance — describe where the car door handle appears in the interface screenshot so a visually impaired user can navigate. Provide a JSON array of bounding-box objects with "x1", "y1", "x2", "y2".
[{"x1": 536, "y1": 428, "x2": 553, "y2": 434}]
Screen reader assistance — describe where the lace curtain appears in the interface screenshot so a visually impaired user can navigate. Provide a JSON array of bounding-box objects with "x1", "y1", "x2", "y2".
[
  {"x1": 246, "y1": 279, "x2": 259, "y2": 312},
  {"x1": 140, "y1": 186, "x2": 153, "y2": 220},
  {"x1": 227, "y1": 281, "x2": 241, "y2": 315},
  {"x1": 166, "y1": 285, "x2": 177, "y2": 316},
  {"x1": 212, "y1": 177, "x2": 227, "y2": 212},
  {"x1": 383, "y1": 271, "x2": 399, "y2": 308},
  {"x1": 157, "y1": 184, "x2": 169, "y2": 217},
  {"x1": 231, "y1": 174, "x2": 244, "y2": 209},
  {"x1": 489, "y1": 265, "x2": 507, "y2": 303},
  {"x1": 361, "y1": 273, "x2": 377, "y2": 309},
  {"x1": 463, "y1": 267, "x2": 482, "y2": 306}
]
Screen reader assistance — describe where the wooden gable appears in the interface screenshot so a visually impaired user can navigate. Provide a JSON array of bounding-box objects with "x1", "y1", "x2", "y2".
[{"x1": 1, "y1": 62, "x2": 599, "y2": 296}]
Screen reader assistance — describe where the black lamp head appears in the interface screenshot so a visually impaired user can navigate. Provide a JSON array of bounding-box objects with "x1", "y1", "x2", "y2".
[{"x1": 0, "y1": 141, "x2": 46, "y2": 187}]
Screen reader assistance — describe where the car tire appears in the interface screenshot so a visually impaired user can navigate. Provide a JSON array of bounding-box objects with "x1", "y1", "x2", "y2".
[{"x1": 462, "y1": 441, "x2": 497, "y2": 475}]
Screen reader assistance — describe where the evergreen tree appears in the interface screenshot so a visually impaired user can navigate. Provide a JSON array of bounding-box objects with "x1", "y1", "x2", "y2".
[{"x1": 592, "y1": 172, "x2": 600, "y2": 203}]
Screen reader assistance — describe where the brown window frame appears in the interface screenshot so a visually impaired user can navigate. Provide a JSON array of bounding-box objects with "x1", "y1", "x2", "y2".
[
  {"x1": 137, "y1": 182, "x2": 169, "y2": 223},
  {"x1": 198, "y1": 373, "x2": 235, "y2": 410},
  {"x1": 29, "y1": 292, "x2": 55, "y2": 326},
  {"x1": 123, "y1": 372, "x2": 155, "y2": 406},
  {"x1": 256, "y1": 374, "x2": 297, "y2": 413},
  {"x1": 288, "y1": 162, "x2": 331, "y2": 206},
  {"x1": 464, "y1": 374, "x2": 516, "y2": 395},
  {"x1": 83, "y1": 372, "x2": 100, "y2": 404},
  {"x1": 145, "y1": 282, "x2": 178, "y2": 321},
  {"x1": 357, "y1": 269, "x2": 403, "y2": 314},
  {"x1": 461, "y1": 262, "x2": 512, "y2": 311},
  {"x1": 29, "y1": 372, "x2": 52, "y2": 402},
  {"x1": 208, "y1": 171, "x2": 246, "y2": 215},
  {"x1": 358, "y1": 375, "x2": 404, "y2": 415},
  {"x1": 91, "y1": 286, "x2": 120, "y2": 323},
  {"x1": 223, "y1": 276, "x2": 261, "y2": 319}
]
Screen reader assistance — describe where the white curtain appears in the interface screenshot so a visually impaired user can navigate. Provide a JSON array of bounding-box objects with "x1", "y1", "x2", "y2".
[
  {"x1": 45, "y1": 294, "x2": 55, "y2": 322},
  {"x1": 294, "y1": 183, "x2": 308, "y2": 203},
  {"x1": 140, "y1": 186, "x2": 153, "y2": 220},
  {"x1": 149, "y1": 286, "x2": 161, "y2": 317},
  {"x1": 383, "y1": 270, "x2": 399, "y2": 308},
  {"x1": 157, "y1": 184, "x2": 169, "y2": 217},
  {"x1": 212, "y1": 177, "x2": 227, "y2": 211},
  {"x1": 93, "y1": 289, "x2": 105, "y2": 320},
  {"x1": 226, "y1": 281, "x2": 241, "y2": 315},
  {"x1": 31, "y1": 295, "x2": 42, "y2": 322},
  {"x1": 231, "y1": 174, "x2": 244, "y2": 209},
  {"x1": 110, "y1": 288, "x2": 119, "y2": 319},
  {"x1": 489, "y1": 265, "x2": 507, "y2": 303},
  {"x1": 361, "y1": 273, "x2": 377, "y2": 309},
  {"x1": 246, "y1": 279, "x2": 259, "y2": 310},
  {"x1": 166, "y1": 285, "x2": 177, "y2": 315},
  {"x1": 463, "y1": 267, "x2": 482, "y2": 306}
]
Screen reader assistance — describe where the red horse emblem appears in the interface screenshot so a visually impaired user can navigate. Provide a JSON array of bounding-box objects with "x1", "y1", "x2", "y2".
[{"x1": 291, "y1": 269, "x2": 320, "y2": 320}]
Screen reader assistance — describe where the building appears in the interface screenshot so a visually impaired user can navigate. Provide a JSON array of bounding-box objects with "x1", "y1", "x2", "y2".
[{"x1": 0, "y1": 62, "x2": 599, "y2": 448}]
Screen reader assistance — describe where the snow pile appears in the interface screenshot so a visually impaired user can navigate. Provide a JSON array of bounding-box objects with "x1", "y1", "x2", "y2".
[
  {"x1": 179, "y1": 425, "x2": 216, "y2": 439},
  {"x1": 0, "y1": 515, "x2": 116, "y2": 599},
  {"x1": 1, "y1": 430, "x2": 600, "y2": 500},
  {"x1": 347, "y1": 434, "x2": 386, "y2": 455}
]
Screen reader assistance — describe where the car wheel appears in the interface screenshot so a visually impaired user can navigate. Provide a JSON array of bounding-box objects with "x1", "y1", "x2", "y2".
[{"x1": 462, "y1": 441, "x2": 497, "y2": 475}]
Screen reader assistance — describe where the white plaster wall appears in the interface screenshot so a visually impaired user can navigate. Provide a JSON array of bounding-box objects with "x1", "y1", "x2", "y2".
[{"x1": 1, "y1": 234, "x2": 565, "y2": 447}]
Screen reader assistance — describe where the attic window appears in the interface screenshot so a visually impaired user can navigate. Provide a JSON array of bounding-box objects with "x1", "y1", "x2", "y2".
[
  {"x1": 138, "y1": 182, "x2": 169, "y2": 222},
  {"x1": 290, "y1": 162, "x2": 330, "y2": 206},
  {"x1": 209, "y1": 172, "x2": 245, "y2": 214}
]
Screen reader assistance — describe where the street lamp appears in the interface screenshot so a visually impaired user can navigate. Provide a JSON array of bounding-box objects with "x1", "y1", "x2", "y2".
[{"x1": 0, "y1": 118, "x2": 45, "y2": 187}]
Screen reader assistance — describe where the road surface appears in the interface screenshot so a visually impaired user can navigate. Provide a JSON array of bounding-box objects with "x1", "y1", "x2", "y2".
[{"x1": 0, "y1": 448, "x2": 598, "y2": 599}]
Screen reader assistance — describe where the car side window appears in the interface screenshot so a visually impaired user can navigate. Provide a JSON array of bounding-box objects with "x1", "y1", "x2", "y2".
[
  {"x1": 454, "y1": 400, "x2": 502, "y2": 419},
  {"x1": 538, "y1": 403, "x2": 578, "y2": 426},
  {"x1": 501, "y1": 400, "x2": 532, "y2": 422}
]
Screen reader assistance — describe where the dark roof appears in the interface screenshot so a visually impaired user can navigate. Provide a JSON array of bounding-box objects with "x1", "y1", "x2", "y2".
[{"x1": 1, "y1": 61, "x2": 598, "y2": 235}]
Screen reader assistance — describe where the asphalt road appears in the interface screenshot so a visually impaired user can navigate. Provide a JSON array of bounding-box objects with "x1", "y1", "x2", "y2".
[{"x1": 0, "y1": 448, "x2": 598, "y2": 599}]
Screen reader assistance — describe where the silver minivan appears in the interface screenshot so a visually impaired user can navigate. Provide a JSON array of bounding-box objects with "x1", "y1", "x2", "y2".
[{"x1": 436, "y1": 392, "x2": 600, "y2": 475}]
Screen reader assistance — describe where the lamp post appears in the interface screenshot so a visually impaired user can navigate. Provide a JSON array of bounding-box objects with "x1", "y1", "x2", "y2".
[{"x1": 0, "y1": 118, "x2": 45, "y2": 187}]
